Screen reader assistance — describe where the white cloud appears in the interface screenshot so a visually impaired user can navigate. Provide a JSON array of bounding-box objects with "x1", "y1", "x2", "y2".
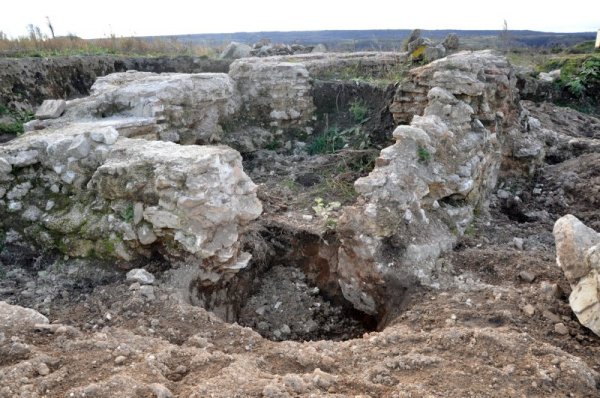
[{"x1": 0, "y1": 0, "x2": 597, "y2": 39}]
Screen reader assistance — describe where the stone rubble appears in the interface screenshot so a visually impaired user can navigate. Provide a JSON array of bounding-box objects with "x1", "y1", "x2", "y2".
[
  {"x1": 404, "y1": 29, "x2": 460, "y2": 63},
  {"x1": 553, "y1": 214, "x2": 600, "y2": 336}
]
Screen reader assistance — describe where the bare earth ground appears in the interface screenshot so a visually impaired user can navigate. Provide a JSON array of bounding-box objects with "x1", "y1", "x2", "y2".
[{"x1": 1, "y1": 101, "x2": 600, "y2": 397}]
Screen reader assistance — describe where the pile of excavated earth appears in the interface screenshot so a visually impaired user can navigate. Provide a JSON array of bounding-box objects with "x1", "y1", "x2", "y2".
[{"x1": 1, "y1": 42, "x2": 600, "y2": 397}]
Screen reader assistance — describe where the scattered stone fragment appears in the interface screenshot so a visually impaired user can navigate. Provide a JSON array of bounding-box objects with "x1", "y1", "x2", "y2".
[
  {"x1": 114, "y1": 355, "x2": 127, "y2": 365},
  {"x1": 543, "y1": 310, "x2": 562, "y2": 324},
  {"x1": 149, "y1": 383, "x2": 173, "y2": 398},
  {"x1": 281, "y1": 324, "x2": 291, "y2": 335},
  {"x1": 555, "y1": 323, "x2": 569, "y2": 335},
  {"x1": 139, "y1": 285, "x2": 155, "y2": 300},
  {"x1": 519, "y1": 271, "x2": 536, "y2": 283},
  {"x1": 126, "y1": 269, "x2": 155, "y2": 285},
  {"x1": 36, "y1": 362, "x2": 50, "y2": 376},
  {"x1": 513, "y1": 237, "x2": 525, "y2": 250},
  {"x1": 522, "y1": 304, "x2": 536, "y2": 316},
  {"x1": 540, "y1": 281, "x2": 560, "y2": 300}
]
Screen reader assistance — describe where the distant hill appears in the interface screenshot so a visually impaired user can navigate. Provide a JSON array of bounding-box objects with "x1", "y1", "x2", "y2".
[{"x1": 146, "y1": 29, "x2": 596, "y2": 51}]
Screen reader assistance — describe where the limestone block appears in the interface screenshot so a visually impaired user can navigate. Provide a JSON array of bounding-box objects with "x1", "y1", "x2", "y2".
[{"x1": 35, "y1": 99, "x2": 66, "y2": 119}]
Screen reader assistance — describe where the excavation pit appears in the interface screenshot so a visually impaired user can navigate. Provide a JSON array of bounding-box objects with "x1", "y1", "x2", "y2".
[{"x1": 189, "y1": 227, "x2": 380, "y2": 342}]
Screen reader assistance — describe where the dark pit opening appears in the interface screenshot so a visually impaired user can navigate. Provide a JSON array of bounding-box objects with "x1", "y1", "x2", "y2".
[{"x1": 189, "y1": 225, "x2": 379, "y2": 342}]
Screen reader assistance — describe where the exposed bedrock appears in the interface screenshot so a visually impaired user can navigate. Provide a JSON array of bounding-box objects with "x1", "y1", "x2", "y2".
[
  {"x1": 336, "y1": 51, "x2": 521, "y2": 315},
  {"x1": 0, "y1": 124, "x2": 262, "y2": 284}
]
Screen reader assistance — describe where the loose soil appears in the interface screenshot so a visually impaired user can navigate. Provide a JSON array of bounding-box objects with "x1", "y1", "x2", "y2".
[{"x1": 1, "y1": 102, "x2": 600, "y2": 397}]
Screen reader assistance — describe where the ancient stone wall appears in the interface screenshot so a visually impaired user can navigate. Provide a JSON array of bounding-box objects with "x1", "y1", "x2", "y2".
[
  {"x1": 0, "y1": 123, "x2": 262, "y2": 284},
  {"x1": 336, "y1": 51, "x2": 520, "y2": 315}
]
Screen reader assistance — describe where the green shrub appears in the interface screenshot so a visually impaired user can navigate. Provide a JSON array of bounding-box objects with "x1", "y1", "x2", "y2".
[
  {"x1": 417, "y1": 146, "x2": 431, "y2": 163},
  {"x1": 560, "y1": 56, "x2": 600, "y2": 106},
  {"x1": 122, "y1": 203, "x2": 134, "y2": 222},
  {"x1": 0, "y1": 107, "x2": 34, "y2": 136},
  {"x1": 349, "y1": 100, "x2": 369, "y2": 123},
  {"x1": 308, "y1": 127, "x2": 346, "y2": 155},
  {"x1": 265, "y1": 139, "x2": 281, "y2": 150}
]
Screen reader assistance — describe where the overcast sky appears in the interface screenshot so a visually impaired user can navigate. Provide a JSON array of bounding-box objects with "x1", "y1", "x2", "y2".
[{"x1": 1, "y1": 0, "x2": 597, "y2": 39}]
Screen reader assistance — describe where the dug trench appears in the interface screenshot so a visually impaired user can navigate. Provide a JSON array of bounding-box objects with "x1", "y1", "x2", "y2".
[
  {"x1": 175, "y1": 77, "x2": 403, "y2": 342},
  {"x1": 179, "y1": 77, "x2": 407, "y2": 342},
  {"x1": 188, "y1": 223, "x2": 406, "y2": 342}
]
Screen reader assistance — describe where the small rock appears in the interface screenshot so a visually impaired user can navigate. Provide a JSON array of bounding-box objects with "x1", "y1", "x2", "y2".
[
  {"x1": 255, "y1": 306, "x2": 267, "y2": 316},
  {"x1": 137, "y1": 224, "x2": 157, "y2": 245},
  {"x1": 90, "y1": 127, "x2": 119, "y2": 145},
  {"x1": 540, "y1": 281, "x2": 560, "y2": 300},
  {"x1": 496, "y1": 189, "x2": 511, "y2": 199},
  {"x1": 257, "y1": 321, "x2": 269, "y2": 331},
  {"x1": 442, "y1": 33, "x2": 460, "y2": 50},
  {"x1": 513, "y1": 237, "x2": 524, "y2": 250},
  {"x1": 66, "y1": 135, "x2": 91, "y2": 159},
  {"x1": 126, "y1": 268, "x2": 155, "y2": 285},
  {"x1": 519, "y1": 271, "x2": 536, "y2": 283},
  {"x1": 554, "y1": 323, "x2": 569, "y2": 335},
  {"x1": 139, "y1": 285, "x2": 155, "y2": 300},
  {"x1": 34, "y1": 323, "x2": 63, "y2": 333},
  {"x1": 522, "y1": 304, "x2": 536, "y2": 316},
  {"x1": 36, "y1": 362, "x2": 50, "y2": 376},
  {"x1": 55, "y1": 326, "x2": 68, "y2": 334},
  {"x1": 304, "y1": 320, "x2": 318, "y2": 333},
  {"x1": 149, "y1": 383, "x2": 173, "y2": 398},
  {"x1": 133, "y1": 202, "x2": 144, "y2": 225},
  {"x1": 281, "y1": 324, "x2": 291, "y2": 334},
  {"x1": 7, "y1": 201, "x2": 22, "y2": 212},
  {"x1": 61, "y1": 171, "x2": 76, "y2": 184},
  {"x1": 543, "y1": 310, "x2": 561, "y2": 323},
  {"x1": 114, "y1": 355, "x2": 127, "y2": 365}
]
